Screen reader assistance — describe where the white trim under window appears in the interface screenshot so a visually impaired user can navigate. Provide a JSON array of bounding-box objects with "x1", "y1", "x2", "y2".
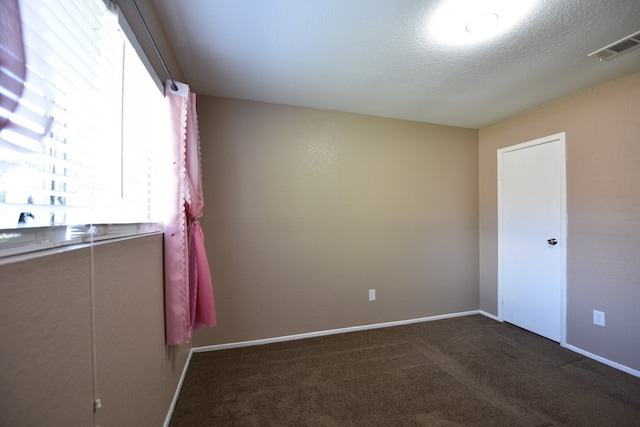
[{"x1": 0, "y1": 222, "x2": 163, "y2": 261}]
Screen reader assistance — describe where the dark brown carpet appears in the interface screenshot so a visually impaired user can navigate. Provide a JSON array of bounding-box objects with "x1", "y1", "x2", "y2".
[{"x1": 169, "y1": 315, "x2": 640, "y2": 426}]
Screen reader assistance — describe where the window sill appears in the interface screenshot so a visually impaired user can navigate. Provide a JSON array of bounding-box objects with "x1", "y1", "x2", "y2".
[{"x1": 0, "y1": 223, "x2": 163, "y2": 265}]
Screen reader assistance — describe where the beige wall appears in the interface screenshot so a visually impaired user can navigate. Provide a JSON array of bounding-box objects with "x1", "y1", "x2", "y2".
[
  {"x1": 194, "y1": 96, "x2": 479, "y2": 346},
  {"x1": 479, "y1": 72, "x2": 640, "y2": 371},
  {"x1": 0, "y1": 234, "x2": 190, "y2": 426}
]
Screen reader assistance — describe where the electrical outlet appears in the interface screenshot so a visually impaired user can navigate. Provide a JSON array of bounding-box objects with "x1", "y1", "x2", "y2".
[
  {"x1": 368, "y1": 289, "x2": 376, "y2": 301},
  {"x1": 593, "y1": 310, "x2": 605, "y2": 327}
]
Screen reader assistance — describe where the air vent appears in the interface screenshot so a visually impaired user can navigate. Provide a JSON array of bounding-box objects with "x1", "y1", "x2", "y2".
[{"x1": 589, "y1": 31, "x2": 640, "y2": 61}]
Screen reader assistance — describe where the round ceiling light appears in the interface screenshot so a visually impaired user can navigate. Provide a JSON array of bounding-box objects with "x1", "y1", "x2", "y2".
[
  {"x1": 465, "y1": 13, "x2": 499, "y2": 34},
  {"x1": 427, "y1": 0, "x2": 534, "y2": 45}
]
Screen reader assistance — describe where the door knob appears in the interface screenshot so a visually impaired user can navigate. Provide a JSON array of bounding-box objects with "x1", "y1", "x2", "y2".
[{"x1": 547, "y1": 238, "x2": 558, "y2": 245}]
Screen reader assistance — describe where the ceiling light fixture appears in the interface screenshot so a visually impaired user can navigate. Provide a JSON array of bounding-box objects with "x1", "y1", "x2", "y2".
[
  {"x1": 428, "y1": 0, "x2": 534, "y2": 45},
  {"x1": 465, "y1": 13, "x2": 499, "y2": 34}
]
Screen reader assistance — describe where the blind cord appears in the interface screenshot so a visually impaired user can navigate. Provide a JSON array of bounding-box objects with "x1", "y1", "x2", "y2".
[
  {"x1": 88, "y1": 226, "x2": 102, "y2": 425},
  {"x1": 130, "y1": 0, "x2": 179, "y2": 92}
]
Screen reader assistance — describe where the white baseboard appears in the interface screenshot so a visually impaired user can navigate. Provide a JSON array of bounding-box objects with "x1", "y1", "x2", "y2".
[
  {"x1": 193, "y1": 310, "x2": 480, "y2": 353},
  {"x1": 163, "y1": 348, "x2": 194, "y2": 427},
  {"x1": 564, "y1": 343, "x2": 640, "y2": 378},
  {"x1": 481, "y1": 311, "x2": 638, "y2": 378},
  {"x1": 479, "y1": 310, "x2": 500, "y2": 321}
]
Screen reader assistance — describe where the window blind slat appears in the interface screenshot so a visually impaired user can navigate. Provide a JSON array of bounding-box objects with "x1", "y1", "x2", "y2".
[
  {"x1": 0, "y1": 125, "x2": 43, "y2": 152},
  {"x1": 0, "y1": 135, "x2": 40, "y2": 154},
  {"x1": 0, "y1": 66, "x2": 24, "y2": 104}
]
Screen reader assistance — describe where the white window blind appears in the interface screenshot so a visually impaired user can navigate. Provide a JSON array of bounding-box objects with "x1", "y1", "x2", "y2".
[{"x1": 0, "y1": 0, "x2": 166, "y2": 234}]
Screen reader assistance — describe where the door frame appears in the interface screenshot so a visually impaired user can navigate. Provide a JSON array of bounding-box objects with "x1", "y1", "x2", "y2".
[{"x1": 497, "y1": 132, "x2": 567, "y2": 346}]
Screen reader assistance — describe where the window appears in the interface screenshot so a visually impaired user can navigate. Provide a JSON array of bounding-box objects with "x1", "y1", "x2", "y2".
[{"x1": 0, "y1": 0, "x2": 166, "y2": 255}]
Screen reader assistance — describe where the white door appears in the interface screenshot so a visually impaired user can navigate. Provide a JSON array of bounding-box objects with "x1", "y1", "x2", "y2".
[{"x1": 498, "y1": 133, "x2": 566, "y2": 343}]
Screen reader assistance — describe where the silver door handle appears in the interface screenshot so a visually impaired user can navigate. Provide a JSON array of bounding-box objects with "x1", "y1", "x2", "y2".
[{"x1": 547, "y1": 238, "x2": 558, "y2": 245}]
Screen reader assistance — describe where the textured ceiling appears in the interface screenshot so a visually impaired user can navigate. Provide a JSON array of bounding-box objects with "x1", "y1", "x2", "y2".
[{"x1": 153, "y1": 0, "x2": 640, "y2": 129}]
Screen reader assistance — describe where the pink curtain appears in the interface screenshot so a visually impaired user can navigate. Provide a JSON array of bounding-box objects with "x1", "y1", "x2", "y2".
[{"x1": 164, "y1": 80, "x2": 216, "y2": 345}]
